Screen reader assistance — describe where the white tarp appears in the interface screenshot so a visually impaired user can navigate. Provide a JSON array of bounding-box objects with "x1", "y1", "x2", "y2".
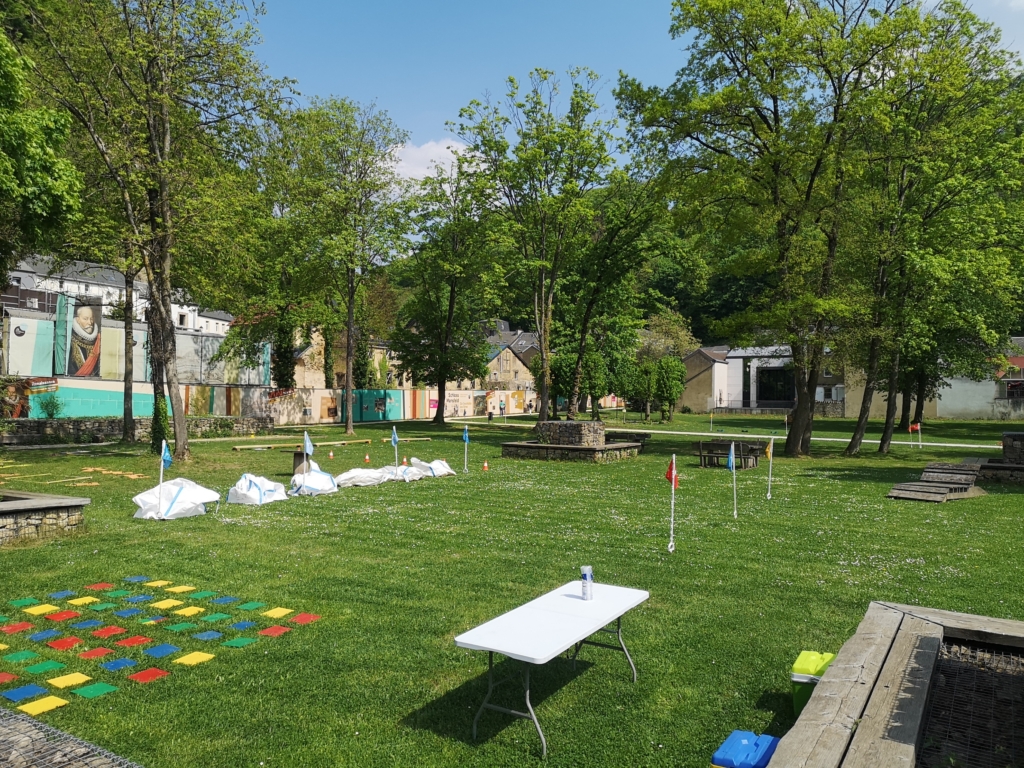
[
  {"x1": 334, "y1": 458, "x2": 456, "y2": 488},
  {"x1": 290, "y1": 460, "x2": 338, "y2": 496},
  {"x1": 227, "y1": 474, "x2": 288, "y2": 506},
  {"x1": 133, "y1": 478, "x2": 220, "y2": 520}
]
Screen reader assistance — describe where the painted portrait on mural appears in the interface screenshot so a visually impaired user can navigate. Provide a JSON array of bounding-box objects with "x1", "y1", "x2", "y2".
[{"x1": 68, "y1": 303, "x2": 102, "y2": 377}]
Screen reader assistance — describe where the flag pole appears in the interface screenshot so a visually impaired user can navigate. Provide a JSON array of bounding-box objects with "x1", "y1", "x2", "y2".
[
  {"x1": 732, "y1": 441, "x2": 738, "y2": 519},
  {"x1": 766, "y1": 438, "x2": 774, "y2": 500},
  {"x1": 668, "y1": 453, "x2": 676, "y2": 553},
  {"x1": 464, "y1": 439, "x2": 468, "y2": 474},
  {"x1": 159, "y1": 439, "x2": 165, "y2": 519}
]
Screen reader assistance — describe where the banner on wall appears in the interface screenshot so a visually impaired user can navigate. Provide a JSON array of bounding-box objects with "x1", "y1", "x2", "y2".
[{"x1": 67, "y1": 301, "x2": 102, "y2": 377}]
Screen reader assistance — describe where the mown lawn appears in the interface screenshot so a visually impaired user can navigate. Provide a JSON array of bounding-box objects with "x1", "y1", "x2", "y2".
[{"x1": 1, "y1": 419, "x2": 1022, "y2": 767}]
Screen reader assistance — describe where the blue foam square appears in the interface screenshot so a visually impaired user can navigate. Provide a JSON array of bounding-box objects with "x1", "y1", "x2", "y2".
[
  {"x1": 140, "y1": 616, "x2": 165, "y2": 624},
  {"x1": 2, "y1": 684, "x2": 48, "y2": 702},
  {"x1": 28, "y1": 630, "x2": 61, "y2": 642},
  {"x1": 101, "y1": 658, "x2": 137, "y2": 672},
  {"x1": 124, "y1": 595, "x2": 152, "y2": 604},
  {"x1": 192, "y1": 631, "x2": 222, "y2": 641},
  {"x1": 114, "y1": 608, "x2": 142, "y2": 618},
  {"x1": 123, "y1": 576, "x2": 150, "y2": 582},
  {"x1": 70, "y1": 619, "x2": 104, "y2": 630},
  {"x1": 210, "y1": 596, "x2": 239, "y2": 605},
  {"x1": 143, "y1": 643, "x2": 180, "y2": 658},
  {"x1": 228, "y1": 621, "x2": 256, "y2": 631},
  {"x1": 49, "y1": 590, "x2": 76, "y2": 599}
]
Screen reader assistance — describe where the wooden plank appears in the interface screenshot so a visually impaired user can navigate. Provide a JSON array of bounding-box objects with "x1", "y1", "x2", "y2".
[
  {"x1": 879, "y1": 602, "x2": 1024, "y2": 650},
  {"x1": 770, "y1": 603, "x2": 904, "y2": 768},
  {"x1": 232, "y1": 445, "x2": 279, "y2": 451},
  {"x1": 842, "y1": 615, "x2": 942, "y2": 768},
  {"x1": 920, "y1": 472, "x2": 975, "y2": 485},
  {"x1": 887, "y1": 489, "x2": 947, "y2": 502},
  {"x1": 378, "y1": 437, "x2": 432, "y2": 443}
]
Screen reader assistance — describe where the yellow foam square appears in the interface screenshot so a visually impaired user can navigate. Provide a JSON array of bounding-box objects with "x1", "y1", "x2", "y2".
[
  {"x1": 144, "y1": 580, "x2": 172, "y2": 587},
  {"x1": 173, "y1": 652, "x2": 214, "y2": 666},
  {"x1": 48, "y1": 672, "x2": 92, "y2": 689},
  {"x1": 151, "y1": 599, "x2": 183, "y2": 609},
  {"x1": 262, "y1": 607, "x2": 293, "y2": 619},
  {"x1": 0, "y1": 643, "x2": 8, "y2": 651},
  {"x1": 23, "y1": 604, "x2": 60, "y2": 615},
  {"x1": 173, "y1": 606, "x2": 204, "y2": 617},
  {"x1": 165, "y1": 586, "x2": 196, "y2": 594},
  {"x1": 68, "y1": 596, "x2": 99, "y2": 606},
  {"x1": 18, "y1": 696, "x2": 69, "y2": 716}
]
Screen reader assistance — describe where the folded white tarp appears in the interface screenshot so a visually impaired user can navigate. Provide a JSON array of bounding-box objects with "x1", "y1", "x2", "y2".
[
  {"x1": 334, "y1": 458, "x2": 456, "y2": 488},
  {"x1": 133, "y1": 478, "x2": 220, "y2": 520},
  {"x1": 227, "y1": 474, "x2": 288, "y2": 505},
  {"x1": 290, "y1": 461, "x2": 338, "y2": 496}
]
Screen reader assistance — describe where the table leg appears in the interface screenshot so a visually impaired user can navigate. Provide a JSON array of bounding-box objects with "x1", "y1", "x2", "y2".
[
  {"x1": 568, "y1": 616, "x2": 638, "y2": 682},
  {"x1": 472, "y1": 651, "x2": 496, "y2": 741},
  {"x1": 521, "y1": 662, "x2": 547, "y2": 758},
  {"x1": 470, "y1": 653, "x2": 548, "y2": 758}
]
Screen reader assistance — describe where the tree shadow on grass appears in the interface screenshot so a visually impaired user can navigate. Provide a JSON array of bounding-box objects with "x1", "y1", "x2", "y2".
[
  {"x1": 401, "y1": 656, "x2": 593, "y2": 747},
  {"x1": 792, "y1": 466, "x2": 920, "y2": 486},
  {"x1": 756, "y1": 689, "x2": 795, "y2": 737}
]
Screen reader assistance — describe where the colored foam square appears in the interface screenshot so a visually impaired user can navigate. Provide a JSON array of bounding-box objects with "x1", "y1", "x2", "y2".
[
  {"x1": 211, "y1": 597, "x2": 239, "y2": 605},
  {"x1": 229, "y1": 621, "x2": 256, "y2": 631},
  {"x1": 47, "y1": 672, "x2": 91, "y2": 689},
  {"x1": 173, "y1": 652, "x2": 214, "y2": 666},
  {"x1": 3, "y1": 683, "x2": 47, "y2": 702},
  {"x1": 1, "y1": 622, "x2": 34, "y2": 634},
  {"x1": 49, "y1": 591, "x2": 76, "y2": 599},
  {"x1": 92, "y1": 626, "x2": 126, "y2": 639},
  {"x1": 128, "y1": 667, "x2": 168, "y2": 683},
  {"x1": 70, "y1": 619, "x2": 103, "y2": 630},
  {"x1": 47, "y1": 637, "x2": 83, "y2": 651},
  {"x1": 29, "y1": 630, "x2": 61, "y2": 642},
  {"x1": 19, "y1": 695, "x2": 69, "y2": 716},
  {"x1": 124, "y1": 595, "x2": 152, "y2": 604},
  {"x1": 104, "y1": 590, "x2": 131, "y2": 598},
  {"x1": 4, "y1": 650, "x2": 40, "y2": 663},
  {"x1": 237, "y1": 602, "x2": 266, "y2": 611},
  {"x1": 151, "y1": 599, "x2": 182, "y2": 610},
  {"x1": 222, "y1": 637, "x2": 257, "y2": 648},
  {"x1": 24, "y1": 661, "x2": 65, "y2": 674},
  {"x1": 165, "y1": 586, "x2": 196, "y2": 594},
  {"x1": 123, "y1": 576, "x2": 150, "y2": 583},
  {"x1": 261, "y1": 607, "x2": 293, "y2": 619},
  {"x1": 114, "y1": 609, "x2": 142, "y2": 619},
  {"x1": 0, "y1": 672, "x2": 17, "y2": 684},
  {"x1": 0, "y1": 617, "x2": 5, "y2": 624},
  {"x1": 259, "y1": 625, "x2": 291, "y2": 637},
  {"x1": 291, "y1": 613, "x2": 321, "y2": 625},
  {"x1": 24, "y1": 604, "x2": 60, "y2": 616},
  {"x1": 144, "y1": 580, "x2": 172, "y2": 587},
  {"x1": 115, "y1": 635, "x2": 151, "y2": 647},
  {"x1": 89, "y1": 603, "x2": 118, "y2": 612},
  {"x1": 192, "y1": 631, "x2": 222, "y2": 641},
  {"x1": 173, "y1": 607, "x2": 204, "y2": 617},
  {"x1": 200, "y1": 613, "x2": 232, "y2": 623},
  {"x1": 144, "y1": 643, "x2": 180, "y2": 659},
  {"x1": 189, "y1": 591, "x2": 217, "y2": 600},
  {"x1": 166, "y1": 623, "x2": 198, "y2": 633},
  {"x1": 9, "y1": 598, "x2": 40, "y2": 608},
  {"x1": 84, "y1": 583, "x2": 114, "y2": 591},
  {"x1": 140, "y1": 616, "x2": 165, "y2": 624},
  {"x1": 0, "y1": 643, "x2": 6, "y2": 650},
  {"x1": 101, "y1": 658, "x2": 137, "y2": 672},
  {"x1": 73, "y1": 682, "x2": 118, "y2": 699},
  {"x1": 68, "y1": 597, "x2": 100, "y2": 606},
  {"x1": 79, "y1": 647, "x2": 114, "y2": 659},
  {"x1": 45, "y1": 611, "x2": 80, "y2": 622}
]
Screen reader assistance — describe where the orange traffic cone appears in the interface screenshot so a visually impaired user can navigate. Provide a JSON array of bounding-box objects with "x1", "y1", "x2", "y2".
[
  {"x1": 402, "y1": 456, "x2": 408, "y2": 466},
  {"x1": 328, "y1": 450, "x2": 334, "y2": 459},
  {"x1": 364, "y1": 454, "x2": 370, "y2": 463},
  {"x1": 483, "y1": 461, "x2": 489, "y2": 471}
]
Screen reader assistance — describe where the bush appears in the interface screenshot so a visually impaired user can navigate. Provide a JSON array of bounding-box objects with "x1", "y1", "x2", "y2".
[{"x1": 37, "y1": 393, "x2": 65, "y2": 419}]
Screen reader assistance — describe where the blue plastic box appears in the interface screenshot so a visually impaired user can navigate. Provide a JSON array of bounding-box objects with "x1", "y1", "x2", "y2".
[{"x1": 711, "y1": 730, "x2": 780, "y2": 768}]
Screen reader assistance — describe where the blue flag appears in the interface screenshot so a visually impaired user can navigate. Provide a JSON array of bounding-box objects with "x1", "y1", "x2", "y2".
[
  {"x1": 727, "y1": 442, "x2": 735, "y2": 472},
  {"x1": 463, "y1": 425, "x2": 469, "y2": 444},
  {"x1": 391, "y1": 426, "x2": 399, "y2": 447},
  {"x1": 303, "y1": 431, "x2": 314, "y2": 456},
  {"x1": 161, "y1": 442, "x2": 173, "y2": 469}
]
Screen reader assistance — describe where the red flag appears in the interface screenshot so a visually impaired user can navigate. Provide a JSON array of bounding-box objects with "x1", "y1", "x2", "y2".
[
  {"x1": 665, "y1": 458, "x2": 679, "y2": 489},
  {"x1": 909, "y1": 423, "x2": 921, "y2": 433}
]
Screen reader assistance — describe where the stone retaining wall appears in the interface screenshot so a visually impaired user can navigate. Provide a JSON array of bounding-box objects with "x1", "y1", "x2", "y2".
[
  {"x1": 1002, "y1": 432, "x2": 1024, "y2": 465},
  {"x1": 0, "y1": 504, "x2": 85, "y2": 546},
  {"x1": 0, "y1": 416, "x2": 274, "y2": 445},
  {"x1": 535, "y1": 421, "x2": 605, "y2": 447},
  {"x1": 502, "y1": 441, "x2": 639, "y2": 463}
]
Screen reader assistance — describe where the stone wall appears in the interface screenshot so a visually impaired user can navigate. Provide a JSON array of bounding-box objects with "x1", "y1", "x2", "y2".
[
  {"x1": 502, "y1": 442, "x2": 639, "y2": 463},
  {"x1": 1003, "y1": 432, "x2": 1024, "y2": 465},
  {"x1": 535, "y1": 421, "x2": 605, "y2": 447},
  {"x1": 0, "y1": 416, "x2": 274, "y2": 445},
  {"x1": 814, "y1": 400, "x2": 845, "y2": 418},
  {"x1": 0, "y1": 505, "x2": 84, "y2": 545}
]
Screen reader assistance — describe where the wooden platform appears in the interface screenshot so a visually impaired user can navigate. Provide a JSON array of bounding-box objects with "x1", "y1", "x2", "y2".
[{"x1": 887, "y1": 462, "x2": 985, "y2": 502}]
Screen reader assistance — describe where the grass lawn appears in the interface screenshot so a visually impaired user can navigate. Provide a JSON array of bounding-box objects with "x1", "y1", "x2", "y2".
[{"x1": 1, "y1": 419, "x2": 1023, "y2": 766}]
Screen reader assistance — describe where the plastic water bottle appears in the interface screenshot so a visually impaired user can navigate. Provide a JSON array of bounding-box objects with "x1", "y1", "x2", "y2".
[{"x1": 581, "y1": 566, "x2": 594, "y2": 600}]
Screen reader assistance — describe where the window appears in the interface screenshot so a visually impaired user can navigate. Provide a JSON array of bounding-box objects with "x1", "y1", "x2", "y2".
[
  {"x1": 514, "y1": 370, "x2": 518, "y2": 380},
  {"x1": 824, "y1": 369, "x2": 833, "y2": 378},
  {"x1": 10, "y1": 277, "x2": 20, "y2": 286},
  {"x1": 823, "y1": 386, "x2": 833, "y2": 400},
  {"x1": 26, "y1": 298, "x2": 38, "y2": 309},
  {"x1": 178, "y1": 313, "x2": 187, "y2": 327}
]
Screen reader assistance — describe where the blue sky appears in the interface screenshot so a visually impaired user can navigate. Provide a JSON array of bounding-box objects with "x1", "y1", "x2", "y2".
[{"x1": 257, "y1": 0, "x2": 1024, "y2": 174}]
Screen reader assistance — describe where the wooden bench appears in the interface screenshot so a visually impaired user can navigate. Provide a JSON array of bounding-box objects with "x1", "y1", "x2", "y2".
[
  {"x1": 696, "y1": 440, "x2": 762, "y2": 469},
  {"x1": 605, "y1": 431, "x2": 652, "y2": 452}
]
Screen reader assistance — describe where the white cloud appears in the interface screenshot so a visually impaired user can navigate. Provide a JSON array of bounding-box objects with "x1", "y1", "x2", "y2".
[{"x1": 397, "y1": 139, "x2": 467, "y2": 179}]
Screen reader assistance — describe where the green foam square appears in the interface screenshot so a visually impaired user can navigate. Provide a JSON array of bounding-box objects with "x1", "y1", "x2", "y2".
[
  {"x1": 166, "y1": 622, "x2": 198, "y2": 633},
  {"x1": 90, "y1": 602, "x2": 118, "y2": 611},
  {"x1": 104, "y1": 590, "x2": 131, "y2": 598},
  {"x1": 222, "y1": 637, "x2": 258, "y2": 648},
  {"x1": 25, "y1": 660, "x2": 66, "y2": 674},
  {"x1": 190, "y1": 591, "x2": 217, "y2": 600},
  {"x1": 73, "y1": 682, "x2": 118, "y2": 699},
  {"x1": 9, "y1": 598, "x2": 39, "y2": 608},
  {"x1": 0, "y1": 615, "x2": 6, "y2": 623},
  {"x1": 237, "y1": 602, "x2": 266, "y2": 611},
  {"x1": 4, "y1": 650, "x2": 40, "y2": 663},
  {"x1": 200, "y1": 613, "x2": 232, "y2": 623}
]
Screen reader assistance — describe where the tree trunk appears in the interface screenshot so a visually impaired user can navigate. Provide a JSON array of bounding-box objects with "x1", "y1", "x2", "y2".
[
  {"x1": 846, "y1": 336, "x2": 881, "y2": 455},
  {"x1": 345, "y1": 267, "x2": 355, "y2": 435},
  {"x1": 914, "y1": 369, "x2": 927, "y2": 425},
  {"x1": 566, "y1": 292, "x2": 598, "y2": 421},
  {"x1": 897, "y1": 381, "x2": 913, "y2": 432},
  {"x1": 433, "y1": 379, "x2": 446, "y2": 425},
  {"x1": 122, "y1": 269, "x2": 136, "y2": 443},
  {"x1": 786, "y1": 346, "x2": 814, "y2": 457},
  {"x1": 148, "y1": 316, "x2": 168, "y2": 454},
  {"x1": 878, "y1": 349, "x2": 901, "y2": 453}
]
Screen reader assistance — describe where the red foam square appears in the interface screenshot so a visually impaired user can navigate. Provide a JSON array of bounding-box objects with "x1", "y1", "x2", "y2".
[
  {"x1": 79, "y1": 647, "x2": 114, "y2": 659},
  {"x1": 45, "y1": 610, "x2": 80, "y2": 622},
  {"x1": 0, "y1": 672, "x2": 18, "y2": 684},
  {"x1": 0, "y1": 622, "x2": 33, "y2": 634},
  {"x1": 116, "y1": 635, "x2": 152, "y2": 647},
  {"x1": 258, "y1": 625, "x2": 291, "y2": 637},
  {"x1": 47, "y1": 636, "x2": 83, "y2": 651},
  {"x1": 128, "y1": 667, "x2": 168, "y2": 683},
  {"x1": 290, "y1": 613, "x2": 321, "y2": 625},
  {"x1": 84, "y1": 583, "x2": 114, "y2": 590},
  {"x1": 92, "y1": 626, "x2": 126, "y2": 639}
]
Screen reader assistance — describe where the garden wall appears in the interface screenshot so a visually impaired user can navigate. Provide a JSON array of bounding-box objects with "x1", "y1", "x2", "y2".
[{"x1": 0, "y1": 416, "x2": 274, "y2": 445}]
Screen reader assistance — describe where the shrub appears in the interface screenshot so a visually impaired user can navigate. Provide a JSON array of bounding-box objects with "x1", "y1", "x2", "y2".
[{"x1": 37, "y1": 393, "x2": 65, "y2": 419}]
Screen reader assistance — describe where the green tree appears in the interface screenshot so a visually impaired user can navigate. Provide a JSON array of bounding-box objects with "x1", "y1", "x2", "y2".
[
  {"x1": 655, "y1": 356, "x2": 686, "y2": 421},
  {"x1": 580, "y1": 350, "x2": 608, "y2": 420}
]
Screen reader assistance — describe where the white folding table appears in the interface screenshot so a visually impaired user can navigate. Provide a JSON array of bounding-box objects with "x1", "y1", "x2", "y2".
[{"x1": 454, "y1": 580, "x2": 649, "y2": 756}]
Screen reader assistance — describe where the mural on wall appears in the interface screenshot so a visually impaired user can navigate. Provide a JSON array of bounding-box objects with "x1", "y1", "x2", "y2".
[
  {"x1": 68, "y1": 302, "x2": 102, "y2": 377},
  {"x1": 4, "y1": 316, "x2": 55, "y2": 377}
]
